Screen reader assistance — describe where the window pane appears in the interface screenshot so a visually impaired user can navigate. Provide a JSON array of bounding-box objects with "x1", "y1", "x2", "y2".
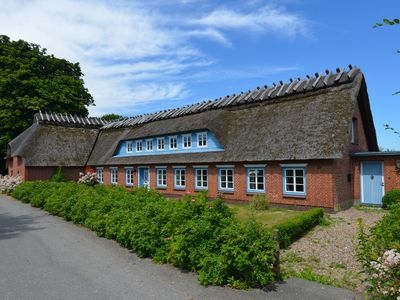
[
  {"x1": 296, "y1": 184, "x2": 304, "y2": 192},
  {"x1": 286, "y1": 184, "x2": 294, "y2": 191},
  {"x1": 295, "y1": 169, "x2": 304, "y2": 177},
  {"x1": 257, "y1": 183, "x2": 264, "y2": 190},
  {"x1": 286, "y1": 176, "x2": 294, "y2": 184},
  {"x1": 286, "y1": 169, "x2": 293, "y2": 177},
  {"x1": 250, "y1": 182, "x2": 256, "y2": 190},
  {"x1": 296, "y1": 177, "x2": 304, "y2": 184}
]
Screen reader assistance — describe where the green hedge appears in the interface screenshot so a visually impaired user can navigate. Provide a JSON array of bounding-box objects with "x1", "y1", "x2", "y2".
[
  {"x1": 274, "y1": 208, "x2": 324, "y2": 248},
  {"x1": 11, "y1": 181, "x2": 278, "y2": 288},
  {"x1": 382, "y1": 189, "x2": 400, "y2": 209}
]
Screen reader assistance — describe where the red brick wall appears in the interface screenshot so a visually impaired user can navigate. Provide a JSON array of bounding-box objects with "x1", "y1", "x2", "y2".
[
  {"x1": 26, "y1": 166, "x2": 84, "y2": 181},
  {"x1": 7, "y1": 156, "x2": 27, "y2": 179}
]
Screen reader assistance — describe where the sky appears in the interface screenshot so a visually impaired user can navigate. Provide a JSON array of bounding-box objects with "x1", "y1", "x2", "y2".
[{"x1": 1, "y1": 0, "x2": 400, "y2": 150}]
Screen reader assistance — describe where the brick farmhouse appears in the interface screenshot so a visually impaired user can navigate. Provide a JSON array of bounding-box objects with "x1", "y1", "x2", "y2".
[{"x1": 6, "y1": 66, "x2": 400, "y2": 210}]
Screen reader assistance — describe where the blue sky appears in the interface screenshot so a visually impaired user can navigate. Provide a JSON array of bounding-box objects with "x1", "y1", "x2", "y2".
[{"x1": 1, "y1": 0, "x2": 400, "y2": 149}]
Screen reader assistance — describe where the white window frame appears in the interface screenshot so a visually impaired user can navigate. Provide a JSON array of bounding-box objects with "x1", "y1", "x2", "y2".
[
  {"x1": 125, "y1": 167, "x2": 134, "y2": 186},
  {"x1": 126, "y1": 141, "x2": 133, "y2": 153},
  {"x1": 197, "y1": 132, "x2": 208, "y2": 148},
  {"x1": 156, "y1": 168, "x2": 167, "y2": 188},
  {"x1": 182, "y1": 134, "x2": 192, "y2": 149},
  {"x1": 282, "y1": 166, "x2": 306, "y2": 196},
  {"x1": 194, "y1": 168, "x2": 208, "y2": 190},
  {"x1": 157, "y1": 137, "x2": 165, "y2": 151},
  {"x1": 96, "y1": 167, "x2": 104, "y2": 184},
  {"x1": 146, "y1": 139, "x2": 153, "y2": 151},
  {"x1": 169, "y1": 136, "x2": 178, "y2": 150},
  {"x1": 246, "y1": 166, "x2": 265, "y2": 193},
  {"x1": 218, "y1": 168, "x2": 234, "y2": 192},
  {"x1": 174, "y1": 168, "x2": 186, "y2": 189},
  {"x1": 110, "y1": 167, "x2": 118, "y2": 185},
  {"x1": 136, "y1": 140, "x2": 143, "y2": 152}
]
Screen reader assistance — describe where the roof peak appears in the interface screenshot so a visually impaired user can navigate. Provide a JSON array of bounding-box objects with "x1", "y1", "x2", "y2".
[
  {"x1": 102, "y1": 65, "x2": 361, "y2": 129},
  {"x1": 34, "y1": 111, "x2": 108, "y2": 128}
]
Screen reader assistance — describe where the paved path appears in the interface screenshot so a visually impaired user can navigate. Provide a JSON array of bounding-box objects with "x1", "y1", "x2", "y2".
[{"x1": 0, "y1": 195, "x2": 361, "y2": 300}]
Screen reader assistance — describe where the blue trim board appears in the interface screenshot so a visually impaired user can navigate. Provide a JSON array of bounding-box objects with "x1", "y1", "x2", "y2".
[{"x1": 282, "y1": 167, "x2": 306, "y2": 197}]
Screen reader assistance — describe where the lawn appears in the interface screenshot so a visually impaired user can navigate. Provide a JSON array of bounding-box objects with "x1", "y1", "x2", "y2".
[{"x1": 227, "y1": 202, "x2": 305, "y2": 228}]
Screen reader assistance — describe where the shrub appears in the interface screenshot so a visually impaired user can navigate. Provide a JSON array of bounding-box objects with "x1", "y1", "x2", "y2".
[
  {"x1": 274, "y1": 208, "x2": 324, "y2": 248},
  {"x1": 78, "y1": 172, "x2": 98, "y2": 186},
  {"x1": 382, "y1": 189, "x2": 400, "y2": 209},
  {"x1": 0, "y1": 175, "x2": 23, "y2": 193},
  {"x1": 11, "y1": 181, "x2": 279, "y2": 288},
  {"x1": 51, "y1": 167, "x2": 67, "y2": 182},
  {"x1": 250, "y1": 194, "x2": 270, "y2": 211}
]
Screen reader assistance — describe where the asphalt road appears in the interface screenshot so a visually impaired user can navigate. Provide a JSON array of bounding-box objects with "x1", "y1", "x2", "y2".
[{"x1": 0, "y1": 195, "x2": 361, "y2": 300}]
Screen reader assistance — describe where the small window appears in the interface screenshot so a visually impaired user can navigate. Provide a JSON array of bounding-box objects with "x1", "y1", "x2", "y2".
[
  {"x1": 157, "y1": 138, "x2": 165, "y2": 150},
  {"x1": 125, "y1": 168, "x2": 134, "y2": 186},
  {"x1": 126, "y1": 141, "x2": 133, "y2": 153},
  {"x1": 96, "y1": 167, "x2": 104, "y2": 184},
  {"x1": 170, "y1": 136, "x2": 177, "y2": 150},
  {"x1": 351, "y1": 118, "x2": 357, "y2": 144},
  {"x1": 218, "y1": 168, "x2": 234, "y2": 191},
  {"x1": 195, "y1": 168, "x2": 208, "y2": 190},
  {"x1": 110, "y1": 168, "x2": 118, "y2": 185},
  {"x1": 174, "y1": 168, "x2": 186, "y2": 189},
  {"x1": 197, "y1": 132, "x2": 207, "y2": 148},
  {"x1": 146, "y1": 139, "x2": 153, "y2": 151},
  {"x1": 182, "y1": 134, "x2": 192, "y2": 149},
  {"x1": 283, "y1": 167, "x2": 306, "y2": 196},
  {"x1": 136, "y1": 141, "x2": 143, "y2": 152},
  {"x1": 156, "y1": 168, "x2": 167, "y2": 187},
  {"x1": 247, "y1": 167, "x2": 265, "y2": 192}
]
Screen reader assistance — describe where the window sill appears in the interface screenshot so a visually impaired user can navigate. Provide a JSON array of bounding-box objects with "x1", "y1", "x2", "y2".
[
  {"x1": 246, "y1": 190, "x2": 265, "y2": 195},
  {"x1": 283, "y1": 194, "x2": 306, "y2": 199},
  {"x1": 156, "y1": 186, "x2": 167, "y2": 190},
  {"x1": 174, "y1": 187, "x2": 186, "y2": 191},
  {"x1": 218, "y1": 189, "x2": 235, "y2": 194}
]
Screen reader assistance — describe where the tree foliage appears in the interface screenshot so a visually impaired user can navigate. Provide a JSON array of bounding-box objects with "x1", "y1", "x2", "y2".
[
  {"x1": 101, "y1": 113, "x2": 123, "y2": 121},
  {"x1": 0, "y1": 35, "x2": 94, "y2": 172},
  {"x1": 374, "y1": 18, "x2": 400, "y2": 28}
]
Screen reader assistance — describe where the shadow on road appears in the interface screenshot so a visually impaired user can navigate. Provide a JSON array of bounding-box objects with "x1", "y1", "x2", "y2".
[{"x1": 0, "y1": 213, "x2": 44, "y2": 240}]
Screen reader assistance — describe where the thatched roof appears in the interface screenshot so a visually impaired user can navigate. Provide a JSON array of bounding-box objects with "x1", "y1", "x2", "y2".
[{"x1": 88, "y1": 68, "x2": 378, "y2": 166}]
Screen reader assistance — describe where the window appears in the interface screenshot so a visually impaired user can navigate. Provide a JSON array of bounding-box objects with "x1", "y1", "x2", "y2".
[
  {"x1": 136, "y1": 140, "x2": 143, "y2": 152},
  {"x1": 218, "y1": 168, "x2": 234, "y2": 191},
  {"x1": 96, "y1": 167, "x2": 104, "y2": 184},
  {"x1": 157, "y1": 138, "x2": 165, "y2": 150},
  {"x1": 351, "y1": 118, "x2": 357, "y2": 144},
  {"x1": 195, "y1": 168, "x2": 208, "y2": 190},
  {"x1": 125, "y1": 168, "x2": 134, "y2": 186},
  {"x1": 126, "y1": 141, "x2": 133, "y2": 153},
  {"x1": 146, "y1": 139, "x2": 153, "y2": 151},
  {"x1": 110, "y1": 167, "x2": 118, "y2": 185},
  {"x1": 170, "y1": 136, "x2": 177, "y2": 150},
  {"x1": 156, "y1": 168, "x2": 167, "y2": 187},
  {"x1": 182, "y1": 134, "x2": 192, "y2": 149},
  {"x1": 246, "y1": 167, "x2": 265, "y2": 192},
  {"x1": 197, "y1": 132, "x2": 207, "y2": 147},
  {"x1": 283, "y1": 167, "x2": 306, "y2": 196},
  {"x1": 174, "y1": 168, "x2": 186, "y2": 189}
]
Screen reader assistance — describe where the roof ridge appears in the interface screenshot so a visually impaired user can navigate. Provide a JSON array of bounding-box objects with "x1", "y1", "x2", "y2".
[
  {"x1": 34, "y1": 111, "x2": 108, "y2": 128},
  {"x1": 101, "y1": 65, "x2": 360, "y2": 129}
]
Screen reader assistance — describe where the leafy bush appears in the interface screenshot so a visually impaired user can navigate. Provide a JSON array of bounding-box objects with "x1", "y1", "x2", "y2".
[
  {"x1": 0, "y1": 175, "x2": 23, "y2": 193},
  {"x1": 357, "y1": 204, "x2": 400, "y2": 299},
  {"x1": 274, "y1": 208, "x2": 324, "y2": 248},
  {"x1": 11, "y1": 181, "x2": 279, "y2": 288},
  {"x1": 382, "y1": 189, "x2": 400, "y2": 209},
  {"x1": 250, "y1": 194, "x2": 270, "y2": 211},
  {"x1": 51, "y1": 167, "x2": 67, "y2": 182},
  {"x1": 78, "y1": 172, "x2": 98, "y2": 186}
]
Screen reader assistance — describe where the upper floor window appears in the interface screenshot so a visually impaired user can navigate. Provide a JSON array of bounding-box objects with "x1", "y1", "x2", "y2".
[
  {"x1": 246, "y1": 166, "x2": 265, "y2": 192},
  {"x1": 351, "y1": 118, "x2": 357, "y2": 144},
  {"x1": 182, "y1": 134, "x2": 192, "y2": 149},
  {"x1": 156, "y1": 168, "x2": 167, "y2": 188},
  {"x1": 174, "y1": 168, "x2": 186, "y2": 189},
  {"x1": 157, "y1": 138, "x2": 165, "y2": 150},
  {"x1": 170, "y1": 136, "x2": 177, "y2": 150},
  {"x1": 136, "y1": 140, "x2": 143, "y2": 152},
  {"x1": 282, "y1": 165, "x2": 306, "y2": 196},
  {"x1": 96, "y1": 167, "x2": 104, "y2": 184},
  {"x1": 218, "y1": 167, "x2": 234, "y2": 191},
  {"x1": 146, "y1": 139, "x2": 153, "y2": 151},
  {"x1": 197, "y1": 132, "x2": 207, "y2": 148},
  {"x1": 195, "y1": 168, "x2": 208, "y2": 190},
  {"x1": 126, "y1": 141, "x2": 133, "y2": 153},
  {"x1": 110, "y1": 167, "x2": 118, "y2": 185},
  {"x1": 125, "y1": 167, "x2": 134, "y2": 186}
]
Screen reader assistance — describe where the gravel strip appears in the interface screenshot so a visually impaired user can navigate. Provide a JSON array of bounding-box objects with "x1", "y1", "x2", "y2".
[{"x1": 281, "y1": 207, "x2": 385, "y2": 292}]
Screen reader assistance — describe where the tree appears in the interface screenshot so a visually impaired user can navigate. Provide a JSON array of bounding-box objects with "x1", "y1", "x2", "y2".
[
  {"x1": 0, "y1": 35, "x2": 94, "y2": 173},
  {"x1": 101, "y1": 113, "x2": 123, "y2": 121}
]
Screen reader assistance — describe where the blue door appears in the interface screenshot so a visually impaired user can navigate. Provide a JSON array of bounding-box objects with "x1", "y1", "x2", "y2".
[
  {"x1": 361, "y1": 161, "x2": 384, "y2": 205},
  {"x1": 138, "y1": 167, "x2": 149, "y2": 189}
]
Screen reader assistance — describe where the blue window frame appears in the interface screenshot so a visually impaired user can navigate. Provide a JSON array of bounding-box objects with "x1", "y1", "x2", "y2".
[
  {"x1": 136, "y1": 140, "x2": 143, "y2": 152},
  {"x1": 125, "y1": 167, "x2": 134, "y2": 186},
  {"x1": 218, "y1": 167, "x2": 234, "y2": 192},
  {"x1": 174, "y1": 168, "x2": 186, "y2": 190},
  {"x1": 126, "y1": 142, "x2": 133, "y2": 153},
  {"x1": 194, "y1": 167, "x2": 208, "y2": 190},
  {"x1": 246, "y1": 166, "x2": 265, "y2": 193},
  {"x1": 282, "y1": 165, "x2": 306, "y2": 196},
  {"x1": 156, "y1": 168, "x2": 167, "y2": 188}
]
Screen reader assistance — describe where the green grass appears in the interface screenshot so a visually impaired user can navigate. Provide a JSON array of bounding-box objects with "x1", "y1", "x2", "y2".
[{"x1": 227, "y1": 203, "x2": 305, "y2": 228}]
